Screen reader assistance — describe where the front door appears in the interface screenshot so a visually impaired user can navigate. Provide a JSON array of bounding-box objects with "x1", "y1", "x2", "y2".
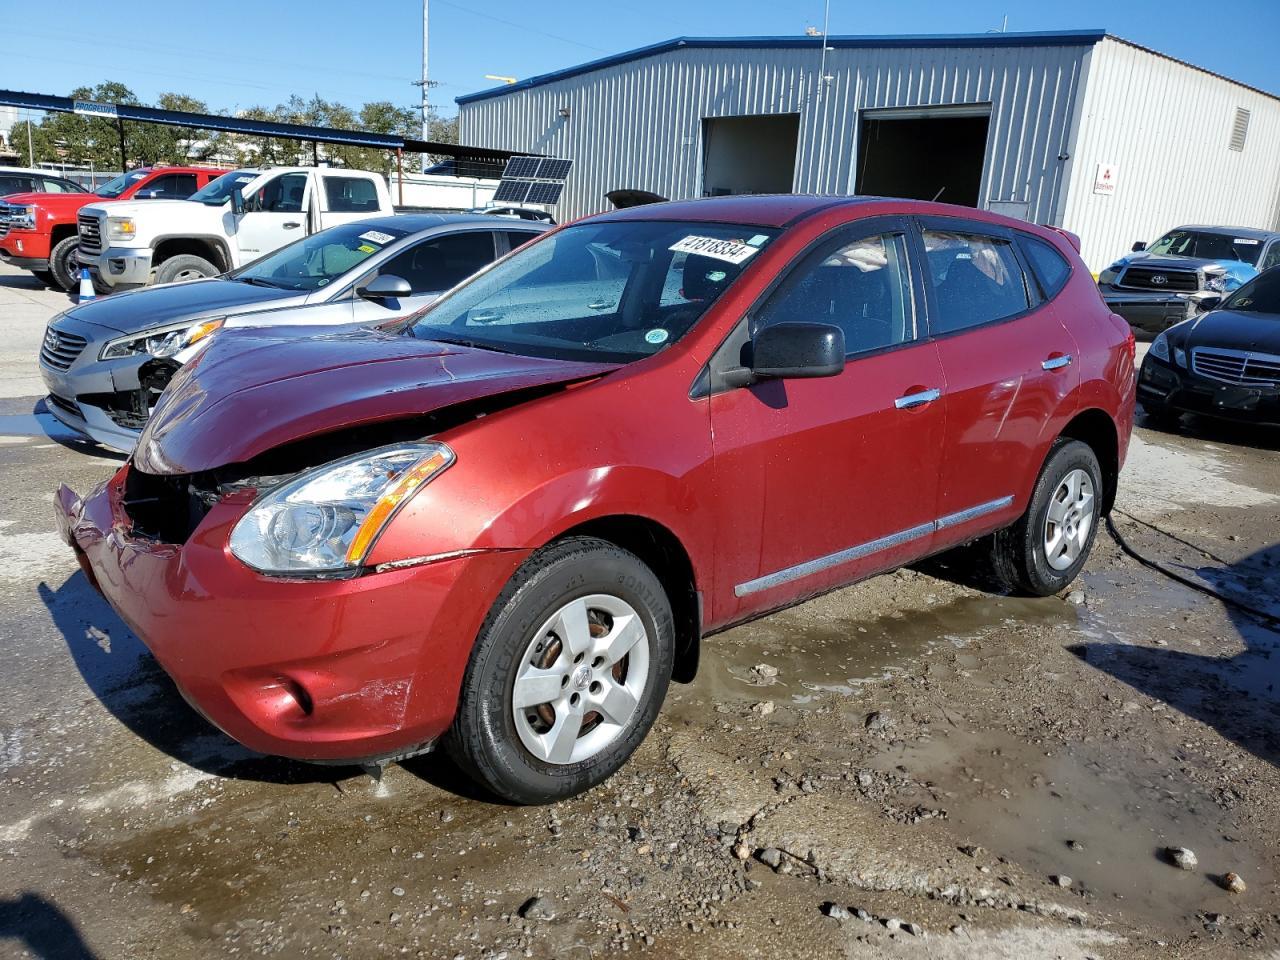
[
  {"x1": 349, "y1": 230, "x2": 502, "y2": 325},
  {"x1": 916, "y1": 218, "x2": 1080, "y2": 546},
  {"x1": 235, "y1": 172, "x2": 310, "y2": 261},
  {"x1": 708, "y1": 219, "x2": 948, "y2": 625}
]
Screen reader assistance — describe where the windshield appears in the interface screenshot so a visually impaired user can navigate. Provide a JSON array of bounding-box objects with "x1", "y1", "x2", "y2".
[
  {"x1": 189, "y1": 170, "x2": 261, "y2": 206},
  {"x1": 231, "y1": 221, "x2": 411, "y2": 292},
  {"x1": 1223, "y1": 269, "x2": 1280, "y2": 316},
  {"x1": 95, "y1": 170, "x2": 151, "y2": 198},
  {"x1": 410, "y1": 220, "x2": 777, "y2": 362},
  {"x1": 1147, "y1": 230, "x2": 1265, "y2": 266}
]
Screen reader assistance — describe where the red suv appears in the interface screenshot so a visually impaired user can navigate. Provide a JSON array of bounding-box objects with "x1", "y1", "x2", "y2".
[{"x1": 58, "y1": 196, "x2": 1135, "y2": 803}]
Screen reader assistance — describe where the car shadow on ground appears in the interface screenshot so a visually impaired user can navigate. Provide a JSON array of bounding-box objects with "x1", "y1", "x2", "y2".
[
  {"x1": 0, "y1": 399, "x2": 128, "y2": 460},
  {"x1": 1069, "y1": 542, "x2": 1280, "y2": 769},
  {"x1": 1137, "y1": 404, "x2": 1280, "y2": 453},
  {"x1": 37, "y1": 570, "x2": 355, "y2": 786},
  {"x1": 0, "y1": 893, "x2": 98, "y2": 960}
]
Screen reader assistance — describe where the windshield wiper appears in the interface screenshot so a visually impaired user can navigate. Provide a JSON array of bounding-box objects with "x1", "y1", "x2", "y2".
[
  {"x1": 235, "y1": 276, "x2": 282, "y2": 288},
  {"x1": 419, "y1": 333, "x2": 519, "y2": 356}
]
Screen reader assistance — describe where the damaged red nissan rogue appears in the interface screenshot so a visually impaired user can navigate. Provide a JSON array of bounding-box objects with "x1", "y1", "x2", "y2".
[{"x1": 57, "y1": 196, "x2": 1135, "y2": 803}]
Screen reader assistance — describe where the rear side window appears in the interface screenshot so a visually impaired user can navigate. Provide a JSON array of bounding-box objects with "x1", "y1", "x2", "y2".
[
  {"x1": 923, "y1": 230, "x2": 1030, "y2": 335},
  {"x1": 0, "y1": 175, "x2": 34, "y2": 195},
  {"x1": 503, "y1": 230, "x2": 539, "y2": 253},
  {"x1": 380, "y1": 231, "x2": 497, "y2": 293},
  {"x1": 1020, "y1": 235, "x2": 1072, "y2": 299},
  {"x1": 324, "y1": 176, "x2": 380, "y2": 213}
]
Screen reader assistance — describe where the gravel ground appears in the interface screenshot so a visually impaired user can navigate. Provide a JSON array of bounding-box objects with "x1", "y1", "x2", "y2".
[{"x1": 2, "y1": 261, "x2": 1279, "y2": 959}]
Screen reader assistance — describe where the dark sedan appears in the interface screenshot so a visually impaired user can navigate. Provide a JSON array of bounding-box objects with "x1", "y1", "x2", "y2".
[{"x1": 1138, "y1": 267, "x2": 1280, "y2": 427}]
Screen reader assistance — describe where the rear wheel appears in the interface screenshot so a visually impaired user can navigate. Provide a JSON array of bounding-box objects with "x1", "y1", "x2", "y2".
[
  {"x1": 48, "y1": 235, "x2": 81, "y2": 291},
  {"x1": 989, "y1": 439, "x2": 1102, "y2": 597},
  {"x1": 447, "y1": 537, "x2": 675, "y2": 804},
  {"x1": 153, "y1": 254, "x2": 218, "y2": 286}
]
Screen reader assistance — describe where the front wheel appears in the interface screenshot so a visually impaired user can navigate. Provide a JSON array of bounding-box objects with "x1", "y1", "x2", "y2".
[
  {"x1": 989, "y1": 439, "x2": 1103, "y2": 597},
  {"x1": 446, "y1": 537, "x2": 675, "y2": 804},
  {"x1": 48, "y1": 236, "x2": 81, "y2": 291},
  {"x1": 152, "y1": 254, "x2": 218, "y2": 286}
]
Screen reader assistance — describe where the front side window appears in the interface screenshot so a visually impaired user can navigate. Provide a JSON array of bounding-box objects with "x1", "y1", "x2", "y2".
[
  {"x1": 1259, "y1": 243, "x2": 1280, "y2": 274},
  {"x1": 1147, "y1": 230, "x2": 1265, "y2": 266},
  {"x1": 141, "y1": 173, "x2": 198, "y2": 199},
  {"x1": 410, "y1": 220, "x2": 778, "y2": 363},
  {"x1": 231, "y1": 220, "x2": 411, "y2": 292},
  {"x1": 379, "y1": 232, "x2": 496, "y2": 293},
  {"x1": 245, "y1": 172, "x2": 308, "y2": 213},
  {"x1": 324, "y1": 176, "x2": 380, "y2": 213},
  {"x1": 755, "y1": 231, "x2": 914, "y2": 356},
  {"x1": 923, "y1": 230, "x2": 1030, "y2": 335}
]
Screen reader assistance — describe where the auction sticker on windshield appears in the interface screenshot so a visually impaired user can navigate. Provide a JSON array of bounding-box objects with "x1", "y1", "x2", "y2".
[
  {"x1": 669, "y1": 235, "x2": 760, "y2": 265},
  {"x1": 360, "y1": 230, "x2": 397, "y2": 245}
]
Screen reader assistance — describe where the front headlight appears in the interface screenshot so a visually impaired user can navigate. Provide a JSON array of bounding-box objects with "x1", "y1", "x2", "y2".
[
  {"x1": 229, "y1": 442, "x2": 455, "y2": 576},
  {"x1": 1150, "y1": 331, "x2": 1171, "y2": 362},
  {"x1": 100, "y1": 317, "x2": 224, "y2": 360},
  {"x1": 1205, "y1": 274, "x2": 1228, "y2": 293},
  {"x1": 11, "y1": 204, "x2": 36, "y2": 229},
  {"x1": 106, "y1": 216, "x2": 136, "y2": 240}
]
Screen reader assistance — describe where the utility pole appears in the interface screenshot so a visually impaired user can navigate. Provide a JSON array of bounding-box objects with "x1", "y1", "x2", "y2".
[
  {"x1": 26, "y1": 117, "x2": 34, "y2": 166},
  {"x1": 421, "y1": 0, "x2": 430, "y2": 172}
]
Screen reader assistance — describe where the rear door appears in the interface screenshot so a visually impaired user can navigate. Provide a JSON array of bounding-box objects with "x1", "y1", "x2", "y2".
[
  {"x1": 917, "y1": 217, "x2": 1079, "y2": 547},
  {"x1": 708, "y1": 217, "x2": 948, "y2": 623}
]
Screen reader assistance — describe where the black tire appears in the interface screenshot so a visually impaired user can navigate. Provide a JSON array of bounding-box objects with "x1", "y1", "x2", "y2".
[
  {"x1": 30, "y1": 269, "x2": 55, "y2": 288},
  {"x1": 446, "y1": 536, "x2": 675, "y2": 804},
  {"x1": 48, "y1": 235, "x2": 81, "y2": 291},
  {"x1": 152, "y1": 254, "x2": 218, "y2": 286},
  {"x1": 989, "y1": 439, "x2": 1103, "y2": 597}
]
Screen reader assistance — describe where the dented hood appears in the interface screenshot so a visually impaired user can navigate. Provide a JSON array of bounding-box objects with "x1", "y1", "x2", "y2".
[{"x1": 133, "y1": 326, "x2": 617, "y2": 475}]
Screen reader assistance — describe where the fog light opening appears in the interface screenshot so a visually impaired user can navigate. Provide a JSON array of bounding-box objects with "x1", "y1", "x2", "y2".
[{"x1": 276, "y1": 676, "x2": 314, "y2": 716}]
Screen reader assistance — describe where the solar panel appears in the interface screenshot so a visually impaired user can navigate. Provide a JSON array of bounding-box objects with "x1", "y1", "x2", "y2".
[
  {"x1": 492, "y1": 179, "x2": 533, "y2": 203},
  {"x1": 535, "y1": 158, "x2": 573, "y2": 180},
  {"x1": 502, "y1": 156, "x2": 542, "y2": 179},
  {"x1": 525, "y1": 181, "x2": 565, "y2": 204}
]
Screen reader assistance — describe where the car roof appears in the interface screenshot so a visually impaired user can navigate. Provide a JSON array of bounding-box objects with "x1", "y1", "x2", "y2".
[
  {"x1": 0, "y1": 167, "x2": 74, "y2": 176},
  {"x1": 1170, "y1": 225, "x2": 1279, "y2": 241},
  {"x1": 353, "y1": 213, "x2": 549, "y2": 232},
  {"x1": 596, "y1": 194, "x2": 870, "y2": 228}
]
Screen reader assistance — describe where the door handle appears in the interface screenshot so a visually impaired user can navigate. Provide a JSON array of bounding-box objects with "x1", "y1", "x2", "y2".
[
  {"x1": 894, "y1": 388, "x2": 941, "y2": 410},
  {"x1": 587, "y1": 300, "x2": 614, "y2": 310},
  {"x1": 471, "y1": 311, "x2": 503, "y2": 324},
  {"x1": 1042, "y1": 354, "x2": 1073, "y2": 371},
  {"x1": 283, "y1": 221, "x2": 301, "y2": 229}
]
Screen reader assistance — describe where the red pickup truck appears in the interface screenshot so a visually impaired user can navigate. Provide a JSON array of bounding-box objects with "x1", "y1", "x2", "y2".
[{"x1": 0, "y1": 166, "x2": 227, "y2": 291}]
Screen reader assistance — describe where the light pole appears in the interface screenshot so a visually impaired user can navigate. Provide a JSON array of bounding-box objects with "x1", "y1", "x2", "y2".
[{"x1": 421, "y1": 0, "x2": 430, "y2": 172}]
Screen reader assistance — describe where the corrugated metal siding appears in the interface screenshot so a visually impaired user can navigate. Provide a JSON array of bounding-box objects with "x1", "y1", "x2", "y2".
[
  {"x1": 1063, "y1": 37, "x2": 1280, "y2": 271},
  {"x1": 459, "y1": 43, "x2": 1092, "y2": 224}
]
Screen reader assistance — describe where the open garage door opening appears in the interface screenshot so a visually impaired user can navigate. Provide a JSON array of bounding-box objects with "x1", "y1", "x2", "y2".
[
  {"x1": 856, "y1": 108, "x2": 990, "y2": 208},
  {"x1": 702, "y1": 114, "x2": 799, "y2": 196}
]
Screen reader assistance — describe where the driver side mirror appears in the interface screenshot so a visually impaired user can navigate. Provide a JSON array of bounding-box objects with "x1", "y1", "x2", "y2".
[
  {"x1": 1131, "y1": 240, "x2": 1147, "y2": 252},
  {"x1": 1196, "y1": 294, "x2": 1223, "y2": 313},
  {"x1": 358, "y1": 274, "x2": 412, "y2": 301},
  {"x1": 231, "y1": 187, "x2": 245, "y2": 217},
  {"x1": 722, "y1": 322, "x2": 846, "y2": 387}
]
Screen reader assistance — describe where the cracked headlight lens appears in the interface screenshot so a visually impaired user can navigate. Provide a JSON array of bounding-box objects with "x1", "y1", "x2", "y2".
[
  {"x1": 100, "y1": 317, "x2": 225, "y2": 359},
  {"x1": 229, "y1": 442, "x2": 454, "y2": 576}
]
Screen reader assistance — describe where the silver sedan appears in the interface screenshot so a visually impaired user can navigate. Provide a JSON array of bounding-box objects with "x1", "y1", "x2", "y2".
[{"x1": 39, "y1": 214, "x2": 547, "y2": 451}]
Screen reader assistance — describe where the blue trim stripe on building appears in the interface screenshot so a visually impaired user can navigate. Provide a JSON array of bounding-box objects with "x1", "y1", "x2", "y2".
[{"x1": 454, "y1": 30, "x2": 1108, "y2": 105}]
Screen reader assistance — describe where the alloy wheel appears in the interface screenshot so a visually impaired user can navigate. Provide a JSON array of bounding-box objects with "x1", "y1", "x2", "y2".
[{"x1": 1044, "y1": 468, "x2": 1095, "y2": 571}]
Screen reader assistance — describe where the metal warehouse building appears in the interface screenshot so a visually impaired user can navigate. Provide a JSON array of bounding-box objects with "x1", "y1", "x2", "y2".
[{"x1": 457, "y1": 30, "x2": 1280, "y2": 271}]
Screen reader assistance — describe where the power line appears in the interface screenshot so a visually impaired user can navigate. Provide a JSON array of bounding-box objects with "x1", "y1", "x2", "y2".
[{"x1": 432, "y1": 0, "x2": 610, "y2": 54}]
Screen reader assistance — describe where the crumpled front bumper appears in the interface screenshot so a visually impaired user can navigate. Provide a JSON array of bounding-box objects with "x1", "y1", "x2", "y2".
[
  {"x1": 1100, "y1": 287, "x2": 1196, "y2": 334},
  {"x1": 55, "y1": 468, "x2": 528, "y2": 762}
]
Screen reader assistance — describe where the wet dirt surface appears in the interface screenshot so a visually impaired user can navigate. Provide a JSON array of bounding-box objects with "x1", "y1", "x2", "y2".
[{"x1": 2, "y1": 295, "x2": 1280, "y2": 959}]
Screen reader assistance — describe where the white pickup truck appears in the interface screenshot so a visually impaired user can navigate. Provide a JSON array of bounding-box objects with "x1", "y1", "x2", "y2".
[{"x1": 77, "y1": 167, "x2": 394, "y2": 291}]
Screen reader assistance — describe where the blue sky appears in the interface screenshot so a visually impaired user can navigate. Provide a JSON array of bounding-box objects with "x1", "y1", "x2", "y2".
[{"x1": 5, "y1": 0, "x2": 1278, "y2": 116}]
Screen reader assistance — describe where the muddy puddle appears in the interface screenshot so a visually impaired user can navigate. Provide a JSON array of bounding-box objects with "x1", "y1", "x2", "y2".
[
  {"x1": 669, "y1": 591, "x2": 1077, "y2": 715},
  {"x1": 873, "y1": 728, "x2": 1270, "y2": 932}
]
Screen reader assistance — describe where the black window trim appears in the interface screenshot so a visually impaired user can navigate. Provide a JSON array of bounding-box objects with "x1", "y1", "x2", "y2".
[
  {"x1": 696, "y1": 215, "x2": 931, "y2": 399},
  {"x1": 909, "y1": 215, "x2": 1043, "y2": 343}
]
